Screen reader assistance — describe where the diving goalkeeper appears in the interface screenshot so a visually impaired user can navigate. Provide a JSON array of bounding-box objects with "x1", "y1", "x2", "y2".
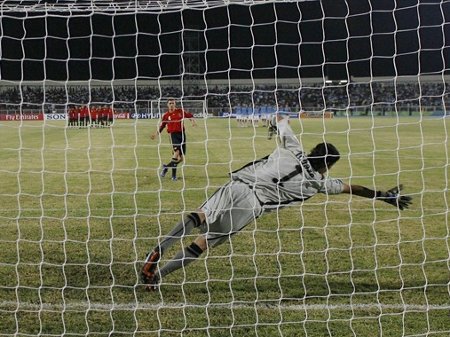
[{"x1": 142, "y1": 114, "x2": 412, "y2": 290}]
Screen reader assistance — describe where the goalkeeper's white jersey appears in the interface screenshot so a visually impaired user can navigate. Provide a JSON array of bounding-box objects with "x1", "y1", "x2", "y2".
[{"x1": 230, "y1": 117, "x2": 344, "y2": 209}]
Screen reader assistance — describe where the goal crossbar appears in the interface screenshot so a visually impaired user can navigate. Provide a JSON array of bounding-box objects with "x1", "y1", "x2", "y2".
[{"x1": 0, "y1": 0, "x2": 293, "y2": 13}]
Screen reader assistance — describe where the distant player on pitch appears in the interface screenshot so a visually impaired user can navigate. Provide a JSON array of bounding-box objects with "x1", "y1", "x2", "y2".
[
  {"x1": 142, "y1": 113, "x2": 412, "y2": 290},
  {"x1": 151, "y1": 98, "x2": 197, "y2": 181}
]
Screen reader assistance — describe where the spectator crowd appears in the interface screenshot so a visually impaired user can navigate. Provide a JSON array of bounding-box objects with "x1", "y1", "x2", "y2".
[{"x1": 0, "y1": 80, "x2": 448, "y2": 116}]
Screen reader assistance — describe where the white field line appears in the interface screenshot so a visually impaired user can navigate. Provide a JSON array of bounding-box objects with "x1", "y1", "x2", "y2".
[{"x1": 1, "y1": 301, "x2": 449, "y2": 312}]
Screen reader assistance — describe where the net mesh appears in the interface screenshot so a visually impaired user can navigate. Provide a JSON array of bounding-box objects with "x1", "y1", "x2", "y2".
[{"x1": 0, "y1": 1, "x2": 449, "y2": 337}]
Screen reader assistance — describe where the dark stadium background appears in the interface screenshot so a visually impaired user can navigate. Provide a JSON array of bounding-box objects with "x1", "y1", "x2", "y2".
[{"x1": 0, "y1": 0, "x2": 448, "y2": 81}]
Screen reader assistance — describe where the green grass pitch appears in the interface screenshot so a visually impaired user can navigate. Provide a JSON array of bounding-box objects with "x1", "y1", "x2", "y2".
[{"x1": 0, "y1": 117, "x2": 449, "y2": 337}]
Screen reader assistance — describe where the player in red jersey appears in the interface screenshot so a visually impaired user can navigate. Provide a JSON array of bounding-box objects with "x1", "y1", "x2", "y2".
[
  {"x1": 80, "y1": 105, "x2": 89, "y2": 127},
  {"x1": 151, "y1": 98, "x2": 197, "y2": 181}
]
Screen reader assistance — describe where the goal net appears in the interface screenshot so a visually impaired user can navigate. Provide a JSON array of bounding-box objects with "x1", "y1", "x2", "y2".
[{"x1": 1, "y1": 1, "x2": 449, "y2": 337}]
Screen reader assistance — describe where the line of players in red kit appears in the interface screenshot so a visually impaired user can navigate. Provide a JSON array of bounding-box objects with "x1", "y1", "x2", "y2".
[{"x1": 67, "y1": 105, "x2": 114, "y2": 127}]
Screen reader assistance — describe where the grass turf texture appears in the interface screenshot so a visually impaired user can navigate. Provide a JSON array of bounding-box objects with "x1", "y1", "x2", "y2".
[{"x1": 0, "y1": 117, "x2": 449, "y2": 337}]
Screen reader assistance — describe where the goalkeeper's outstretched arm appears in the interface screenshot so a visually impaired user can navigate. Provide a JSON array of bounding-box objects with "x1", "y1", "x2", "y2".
[{"x1": 342, "y1": 183, "x2": 412, "y2": 210}]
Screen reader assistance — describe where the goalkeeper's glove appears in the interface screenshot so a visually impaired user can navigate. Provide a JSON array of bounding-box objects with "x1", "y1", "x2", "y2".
[{"x1": 376, "y1": 185, "x2": 412, "y2": 210}]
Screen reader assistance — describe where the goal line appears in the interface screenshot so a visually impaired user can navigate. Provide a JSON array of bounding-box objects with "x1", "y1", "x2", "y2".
[{"x1": 2, "y1": 300, "x2": 446, "y2": 313}]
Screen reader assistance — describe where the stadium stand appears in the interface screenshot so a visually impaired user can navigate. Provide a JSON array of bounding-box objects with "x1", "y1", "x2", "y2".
[{"x1": 0, "y1": 80, "x2": 448, "y2": 117}]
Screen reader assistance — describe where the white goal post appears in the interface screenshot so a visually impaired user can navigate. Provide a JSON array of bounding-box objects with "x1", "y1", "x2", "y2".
[{"x1": 0, "y1": 1, "x2": 449, "y2": 337}]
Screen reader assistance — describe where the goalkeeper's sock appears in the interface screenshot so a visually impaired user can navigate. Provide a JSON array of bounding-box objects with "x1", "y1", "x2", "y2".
[
  {"x1": 158, "y1": 242, "x2": 204, "y2": 278},
  {"x1": 158, "y1": 213, "x2": 202, "y2": 254}
]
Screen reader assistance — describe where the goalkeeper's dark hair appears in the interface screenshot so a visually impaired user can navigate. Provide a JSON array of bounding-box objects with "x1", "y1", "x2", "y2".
[{"x1": 307, "y1": 142, "x2": 340, "y2": 171}]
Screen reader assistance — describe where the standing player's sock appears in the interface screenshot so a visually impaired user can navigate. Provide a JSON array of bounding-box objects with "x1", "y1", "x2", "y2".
[
  {"x1": 166, "y1": 158, "x2": 179, "y2": 168},
  {"x1": 165, "y1": 157, "x2": 179, "y2": 179},
  {"x1": 162, "y1": 158, "x2": 177, "y2": 178},
  {"x1": 160, "y1": 165, "x2": 168, "y2": 177},
  {"x1": 171, "y1": 165, "x2": 178, "y2": 180}
]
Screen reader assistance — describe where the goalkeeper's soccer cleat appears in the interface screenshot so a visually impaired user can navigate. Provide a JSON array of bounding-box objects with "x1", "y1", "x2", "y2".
[
  {"x1": 144, "y1": 273, "x2": 160, "y2": 292},
  {"x1": 160, "y1": 165, "x2": 168, "y2": 178},
  {"x1": 141, "y1": 248, "x2": 160, "y2": 291}
]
